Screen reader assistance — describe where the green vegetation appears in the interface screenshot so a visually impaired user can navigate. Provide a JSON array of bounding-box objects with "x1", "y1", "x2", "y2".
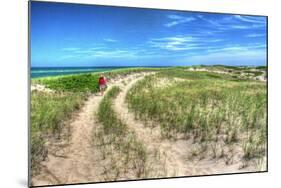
[
  {"x1": 243, "y1": 70, "x2": 264, "y2": 76},
  {"x1": 204, "y1": 64, "x2": 266, "y2": 71},
  {"x1": 30, "y1": 67, "x2": 154, "y2": 175},
  {"x1": 103, "y1": 67, "x2": 162, "y2": 79},
  {"x1": 96, "y1": 86, "x2": 148, "y2": 179},
  {"x1": 31, "y1": 66, "x2": 267, "y2": 177},
  {"x1": 31, "y1": 91, "x2": 85, "y2": 173},
  {"x1": 36, "y1": 74, "x2": 100, "y2": 92},
  {"x1": 33, "y1": 67, "x2": 161, "y2": 92},
  {"x1": 126, "y1": 69, "x2": 267, "y2": 165},
  {"x1": 97, "y1": 86, "x2": 126, "y2": 135},
  {"x1": 255, "y1": 66, "x2": 267, "y2": 70},
  {"x1": 32, "y1": 66, "x2": 265, "y2": 93}
]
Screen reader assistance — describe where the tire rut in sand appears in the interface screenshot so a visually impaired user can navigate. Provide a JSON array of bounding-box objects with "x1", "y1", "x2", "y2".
[
  {"x1": 32, "y1": 93, "x2": 105, "y2": 186},
  {"x1": 113, "y1": 74, "x2": 194, "y2": 177},
  {"x1": 32, "y1": 72, "x2": 248, "y2": 186},
  {"x1": 113, "y1": 73, "x2": 249, "y2": 177},
  {"x1": 31, "y1": 73, "x2": 148, "y2": 186}
]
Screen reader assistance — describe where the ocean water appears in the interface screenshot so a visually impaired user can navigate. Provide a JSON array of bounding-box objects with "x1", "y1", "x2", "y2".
[{"x1": 31, "y1": 67, "x2": 126, "y2": 78}]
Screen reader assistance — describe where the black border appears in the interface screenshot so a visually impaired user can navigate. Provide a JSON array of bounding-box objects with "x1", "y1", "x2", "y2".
[
  {"x1": 28, "y1": 1, "x2": 31, "y2": 187},
  {"x1": 28, "y1": 1, "x2": 269, "y2": 187}
]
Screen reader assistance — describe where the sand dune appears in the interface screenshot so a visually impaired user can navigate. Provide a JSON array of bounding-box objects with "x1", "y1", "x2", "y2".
[
  {"x1": 32, "y1": 72, "x2": 150, "y2": 186},
  {"x1": 32, "y1": 71, "x2": 261, "y2": 186}
]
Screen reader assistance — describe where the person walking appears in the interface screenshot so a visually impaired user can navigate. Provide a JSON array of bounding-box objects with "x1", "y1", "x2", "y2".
[{"x1": 98, "y1": 74, "x2": 107, "y2": 96}]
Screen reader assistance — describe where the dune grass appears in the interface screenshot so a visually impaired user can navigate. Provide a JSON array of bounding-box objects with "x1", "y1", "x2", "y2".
[
  {"x1": 30, "y1": 66, "x2": 267, "y2": 175},
  {"x1": 31, "y1": 91, "x2": 86, "y2": 173},
  {"x1": 30, "y1": 67, "x2": 156, "y2": 176},
  {"x1": 96, "y1": 86, "x2": 148, "y2": 179},
  {"x1": 126, "y1": 69, "x2": 267, "y2": 166},
  {"x1": 33, "y1": 67, "x2": 161, "y2": 92}
]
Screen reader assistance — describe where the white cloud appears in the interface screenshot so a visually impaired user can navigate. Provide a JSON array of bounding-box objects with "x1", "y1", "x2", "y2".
[
  {"x1": 198, "y1": 15, "x2": 266, "y2": 31},
  {"x1": 234, "y1": 15, "x2": 266, "y2": 24},
  {"x1": 246, "y1": 33, "x2": 265, "y2": 37},
  {"x1": 60, "y1": 45, "x2": 139, "y2": 59},
  {"x1": 197, "y1": 30, "x2": 220, "y2": 36},
  {"x1": 208, "y1": 39, "x2": 224, "y2": 42},
  {"x1": 73, "y1": 50, "x2": 94, "y2": 54},
  {"x1": 164, "y1": 14, "x2": 195, "y2": 27},
  {"x1": 230, "y1": 25, "x2": 252, "y2": 29},
  {"x1": 59, "y1": 54, "x2": 81, "y2": 61},
  {"x1": 61, "y1": 47, "x2": 80, "y2": 51},
  {"x1": 206, "y1": 43, "x2": 266, "y2": 53},
  {"x1": 184, "y1": 47, "x2": 266, "y2": 66},
  {"x1": 148, "y1": 35, "x2": 223, "y2": 51},
  {"x1": 197, "y1": 16, "x2": 224, "y2": 28},
  {"x1": 91, "y1": 50, "x2": 136, "y2": 58},
  {"x1": 104, "y1": 38, "x2": 117, "y2": 42},
  {"x1": 149, "y1": 36, "x2": 200, "y2": 51}
]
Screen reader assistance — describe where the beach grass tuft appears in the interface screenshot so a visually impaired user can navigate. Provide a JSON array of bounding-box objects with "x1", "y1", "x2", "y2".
[
  {"x1": 126, "y1": 68, "x2": 267, "y2": 165},
  {"x1": 31, "y1": 91, "x2": 86, "y2": 173},
  {"x1": 96, "y1": 86, "x2": 148, "y2": 179}
]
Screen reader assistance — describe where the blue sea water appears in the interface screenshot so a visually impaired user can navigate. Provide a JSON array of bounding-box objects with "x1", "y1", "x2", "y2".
[{"x1": 31, "y1": 67, "x2": 127, "y2": 78}]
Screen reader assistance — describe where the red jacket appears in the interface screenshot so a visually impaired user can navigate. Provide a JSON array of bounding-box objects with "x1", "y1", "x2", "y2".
[{"x1": 99, "y1": 77, "x2": 106, "y2": 85}]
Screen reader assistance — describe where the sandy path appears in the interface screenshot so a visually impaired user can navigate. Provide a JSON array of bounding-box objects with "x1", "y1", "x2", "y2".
[
  {"x1": 113, "y1": 73, "x2": 253, "y2": 177},
  {"x1": 32, "y1": 71, "x2": 254, "y2": 186},
  {"x1": 113, "y1": 75, "x2": 194, "y2": 177},
  {"x1": 32, "y1": 73, "x2": 148, "y2": 186},
  {"x1": 32, "y1": 94, "x2": 104, "y2": 186}
]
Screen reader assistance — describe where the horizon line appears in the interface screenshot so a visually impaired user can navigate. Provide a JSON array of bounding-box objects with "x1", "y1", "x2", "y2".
[{"x1": 31, "y1": 65, "x2": 267, "y2": 68}]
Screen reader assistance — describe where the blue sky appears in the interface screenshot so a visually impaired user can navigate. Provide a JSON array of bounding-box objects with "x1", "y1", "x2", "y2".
[{"x1": 31, "y1": 1, "x2": 267, "y2": 67}]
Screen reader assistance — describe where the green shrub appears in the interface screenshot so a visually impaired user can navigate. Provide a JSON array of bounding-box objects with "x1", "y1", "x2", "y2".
[{"x1": 37, "y1": 74, "x2": 100, "y2": 92}]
